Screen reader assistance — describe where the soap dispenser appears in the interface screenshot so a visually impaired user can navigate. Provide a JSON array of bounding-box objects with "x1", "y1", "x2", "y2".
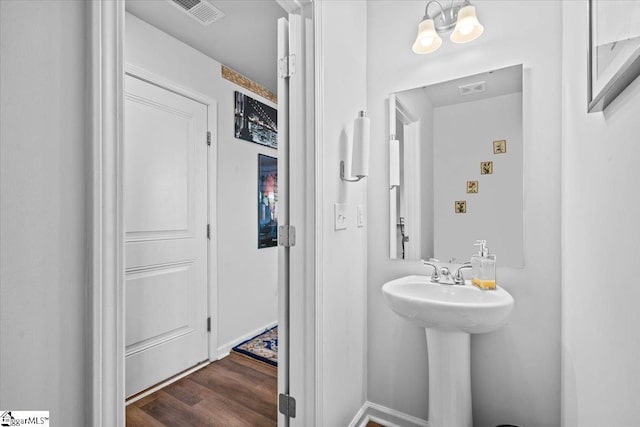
[{"x1": 471, "y1": 240, "x2": 496, "y2": 290}]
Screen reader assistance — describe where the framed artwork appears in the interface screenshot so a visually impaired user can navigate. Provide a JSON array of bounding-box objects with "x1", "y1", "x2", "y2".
[
  {"x1": 455, "y1": 201, "x2": 467, "y2": 214},
  {"x1": 467, "y1": 181, "x2": 478, "y2": 194},
  {"x1": 481, "y1": 161, "x2": 493, "y2": 175},
  {"x1": 258, "y1": 154, "x2": 278, "y2": 248},
  {"x1": 588, "y1": 0, "x2": 640, "y2": 112},
  {"x1": 235, "y1": 91, "x2": 278, "y2": 148},
  {"x1": 493, "y1": 140, "x2": 507, "y2": 154}
]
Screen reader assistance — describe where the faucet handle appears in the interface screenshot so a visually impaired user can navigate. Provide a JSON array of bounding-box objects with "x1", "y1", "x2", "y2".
[
  {"x1": 422, "y1": 260, "x2": 441, "y2": 282},
  {"x1": 454, "y1": 263, "x2": 473, "y2": 285}
]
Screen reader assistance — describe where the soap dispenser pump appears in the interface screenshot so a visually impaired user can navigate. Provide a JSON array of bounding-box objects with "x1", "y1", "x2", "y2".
[{"x1": 471, "y1": 240, "x2": 496, "y2": 290}]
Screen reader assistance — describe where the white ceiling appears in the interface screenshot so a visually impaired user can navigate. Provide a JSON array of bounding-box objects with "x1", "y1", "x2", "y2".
[
  {"x1": 125, "y1": 0, "x2": 287, "y2": 94},
  {"x1": 422, "y1": 65, "x2": 523, "y2": 108}
]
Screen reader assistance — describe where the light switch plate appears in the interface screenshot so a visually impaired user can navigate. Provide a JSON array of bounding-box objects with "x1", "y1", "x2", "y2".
[
  {"x1": 357, "y1": 204, "x2": 365, "y2": 228},
  {"x1": 334, "y1": 203, "x2": 347, "y2": 230}
]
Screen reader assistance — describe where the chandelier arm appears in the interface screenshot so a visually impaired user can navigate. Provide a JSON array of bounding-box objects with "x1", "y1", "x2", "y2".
[{"x1": 424, "y1": 0, "x2": 445, "y2": 20}]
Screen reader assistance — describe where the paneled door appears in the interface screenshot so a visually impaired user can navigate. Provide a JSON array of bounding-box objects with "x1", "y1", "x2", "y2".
[{"x1": 124, "y1": 74, "x2": 209, "y2": 398}]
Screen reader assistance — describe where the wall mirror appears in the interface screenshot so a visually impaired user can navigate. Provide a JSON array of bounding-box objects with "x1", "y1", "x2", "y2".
[{"x1": 389, "y1": 64, "x2": 524, "y2": 267}]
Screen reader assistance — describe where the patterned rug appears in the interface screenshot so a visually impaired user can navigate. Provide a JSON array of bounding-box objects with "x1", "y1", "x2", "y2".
[{"x1": 232, "y1": 325, "x2": 278, "y2": 367}]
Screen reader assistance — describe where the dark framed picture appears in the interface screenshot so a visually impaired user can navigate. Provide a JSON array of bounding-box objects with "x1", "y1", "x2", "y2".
[
  {"x1": 235, "y1": 91, "x2": 278, "y2": 148},
  {"x1": 587, "y1": 0, "x2": 640, "y2": 112},
  {"x1": 258, "y1": 154, "x2": 278, "y2": 248}
]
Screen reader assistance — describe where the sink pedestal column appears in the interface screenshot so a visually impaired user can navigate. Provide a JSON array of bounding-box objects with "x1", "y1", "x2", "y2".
[{"x1": 425, "y1": 329, "x2": 472, "y2": 427}]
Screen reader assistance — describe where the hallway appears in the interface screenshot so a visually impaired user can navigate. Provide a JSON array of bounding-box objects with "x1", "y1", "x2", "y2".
[{"x1": 126, "y1": 353, "x2": 277, "y2": 426}]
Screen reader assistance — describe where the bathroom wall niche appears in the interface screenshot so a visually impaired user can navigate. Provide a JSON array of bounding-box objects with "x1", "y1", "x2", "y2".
[{"x1": 389, "y1": 64, "x2": 524, "y2": 267}]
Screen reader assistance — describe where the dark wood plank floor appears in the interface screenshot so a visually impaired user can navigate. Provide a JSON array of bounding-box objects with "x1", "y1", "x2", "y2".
[
  {"x1": 127, "y1": 352, "x2": 277, "y2": 427},
  {"x1": 366, "y1": 422, "x2": 386, "y2": 427}
]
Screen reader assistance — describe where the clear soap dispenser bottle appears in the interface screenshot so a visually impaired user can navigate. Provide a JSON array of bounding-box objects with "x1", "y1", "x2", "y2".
[{"x1": 471, "y1": 240, "x2": 496, "y2": 290}]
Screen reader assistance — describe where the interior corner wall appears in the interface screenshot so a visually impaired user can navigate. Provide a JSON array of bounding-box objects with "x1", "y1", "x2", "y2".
[
  {"x1": 125, "y1": 13, "x2": 278, "y2": 353},
  {"x1": 366, "y1": 2, "x2": 562, "y2": 426},
  {"x1": 561, "y1": 3, "x2": 640, "y2": 426},
  {"x1": 0, "y1": 1, "x2": 87, "y2": 424},
  {"x1": 317, "y1": 1, "x2": 368, "y2": 425}
]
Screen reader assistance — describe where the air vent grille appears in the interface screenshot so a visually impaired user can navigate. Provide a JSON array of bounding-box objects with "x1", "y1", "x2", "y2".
[
  {"x1": 167, "y1": 0, "x2": 225, "y2": 26},
  {"x1": 458, "y1": 81, "x2": 487, "y2": 96},
  {"x1": 173, "y1": 0, "x2": 200, "y2": 11}
]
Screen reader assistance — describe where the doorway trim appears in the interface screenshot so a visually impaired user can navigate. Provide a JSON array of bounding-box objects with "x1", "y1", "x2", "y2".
[
  {"x1": 88, "y1": 2, "x2": 125, "y2": 426},
  {"x1": 88, "y1": 1, "x2": 315, "y2": 426}
]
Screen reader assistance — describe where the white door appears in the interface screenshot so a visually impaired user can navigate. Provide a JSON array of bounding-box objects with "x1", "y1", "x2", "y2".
[
  {"x1": 278, "y1": 12, "x2": 308, "y2": 426},
  {"x1": 124, "y1": 74, "x2": 209, "y2": 397},
  {"x1": 277, "y1": 16, "x2": 291, "y2": 426}
]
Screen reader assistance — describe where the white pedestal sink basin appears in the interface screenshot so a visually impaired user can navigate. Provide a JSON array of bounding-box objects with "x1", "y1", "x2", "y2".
[{"x1": 382, "y1": 275, "x2": 514, "y2": 427}]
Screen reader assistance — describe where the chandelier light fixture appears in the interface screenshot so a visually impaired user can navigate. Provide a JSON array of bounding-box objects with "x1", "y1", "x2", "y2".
[{"x1": 412, "y1": 0, "x2": 484, "y2": 54}]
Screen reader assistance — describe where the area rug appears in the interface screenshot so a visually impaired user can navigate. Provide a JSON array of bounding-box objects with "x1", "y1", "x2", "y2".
[{"x1": 232, "y1": 325, "x2": 278, "y2": 367}]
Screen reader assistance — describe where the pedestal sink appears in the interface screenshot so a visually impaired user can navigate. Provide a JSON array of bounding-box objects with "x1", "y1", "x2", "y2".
[{"x1": 382, "y1": 275, "x2": 514, "y2": 427}]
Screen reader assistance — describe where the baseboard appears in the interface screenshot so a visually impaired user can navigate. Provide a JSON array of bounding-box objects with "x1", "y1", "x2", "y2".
[
  {"x1": 216, "y1": 320, "x2": 278, "y2": 359},
  {"x1": 348, "y1": 401, "x2": 429, "y2": 427}
]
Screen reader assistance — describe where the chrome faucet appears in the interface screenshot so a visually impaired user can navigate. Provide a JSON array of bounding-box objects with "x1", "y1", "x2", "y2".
[
  {"x1": 423, "y1": 261, "x2": 441, "y2": 282},
  {"x1": 439, "y1": 266, "x2": 453, "y2": 283},
  {"x1": 454, "y1": 262, "x2": 473, "y2": 285}
]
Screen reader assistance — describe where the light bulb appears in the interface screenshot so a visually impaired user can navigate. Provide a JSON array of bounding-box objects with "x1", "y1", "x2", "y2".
[
  {"x1": 412, "y1": 18, "x2": 442, "y2": 54},
  {"x1": 457, "y1": 18, "x2": 474, "y2": 36},
  {"x1": 420, "y1": 36, "x2": 435, "y2": 46},
  {"x1": 450, "y1": 5, "x2": 484, "y2": 44}
]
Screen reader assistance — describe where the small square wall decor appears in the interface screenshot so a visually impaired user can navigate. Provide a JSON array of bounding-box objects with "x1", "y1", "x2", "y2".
[
  {"x1": 481, "y1": 161, "x2": 493, "y2": 175},
  {"x1": 493, "y1": 140, "x2": 507, "y2": 154},
  {"x1": 466, "y1": 181, "x2": 478, "y2": 194},
  {"x1": 455, "y1": 201, "x2": 467, "y2": 214}
]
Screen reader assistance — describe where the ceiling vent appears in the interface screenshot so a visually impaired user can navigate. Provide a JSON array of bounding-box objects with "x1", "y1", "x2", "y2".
[
  {"x1": 458, "y1": 81, "x2": 487, "y2": 96},
  {"x1": 167, "y1": 0, "x2": 225, "y2": 26}
]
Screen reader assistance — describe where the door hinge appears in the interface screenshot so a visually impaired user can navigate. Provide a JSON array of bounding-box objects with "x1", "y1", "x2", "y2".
[
  {"x1": 278, "y1": 393, "x2": 296, "y2": 418},
  {"x1": 207, "y1": 224, "x2": 211, "y2": 240},
  {"x1": 278, "y1": 225, "x2": 296, "y2": 247},
  {"x1": 207, "y1": 316, "x2": 211, "y2": 332},
  {"x1": 207, "y1": 131, "x2": 212, "y2": 146},
  {"x1": 278, "y1": 54, "x2": 296, "y2": 79}
]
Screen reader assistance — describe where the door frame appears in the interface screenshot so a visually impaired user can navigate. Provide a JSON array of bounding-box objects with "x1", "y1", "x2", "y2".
[
  {"x1": 87, "y1": 1, "x2": 318, "y2": 426},
  {"x1": 123, "y1": 63, "x2": 219, "y2": 365},
  {"x1": 87, "y1": 2, "x2": 125, "y2": 425}
]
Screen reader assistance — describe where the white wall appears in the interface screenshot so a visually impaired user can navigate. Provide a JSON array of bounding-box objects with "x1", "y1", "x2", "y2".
[
  {"x1": 0, "y1": 1, "x2": 87, "y2": 424},
  {"x1": 434, "y1": 93, "x2": 523, "y2": 267},
  {"x1": 561, "y1": 3, "x2": 640, "y2": 426},
  {"x1": 317, "y1": 1, "x2": 368, "y2": 425},
  {"x1": 125, "y1": 13, "x2": 278, "y2": 352},
  {"x1": 367, "y1": 2, "x2": 562, "y2": 426}
]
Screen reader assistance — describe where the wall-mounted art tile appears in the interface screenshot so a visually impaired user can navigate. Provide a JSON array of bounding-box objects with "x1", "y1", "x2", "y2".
[
  {"x1": 467, "y1": 181, "x2": 478, "y2": 194},
  {"x1": 455, "y1": 200, "x2": 467, "y2": 213},
  {"x1": 481, "y1": 161, "x2": 493, "y2": 175},
  {"x1": 493, "y1": 139, "x2": 507, "y2": 154}
]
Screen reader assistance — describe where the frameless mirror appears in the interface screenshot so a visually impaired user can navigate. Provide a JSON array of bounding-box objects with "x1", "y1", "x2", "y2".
[{"x1": 389, "y1": 64, "x2": 524, "y2": 267}]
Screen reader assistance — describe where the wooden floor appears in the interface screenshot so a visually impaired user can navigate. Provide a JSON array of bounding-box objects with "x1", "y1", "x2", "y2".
[{"x1": 126, "y1": 352, "x2": 277, "y2": 427}]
